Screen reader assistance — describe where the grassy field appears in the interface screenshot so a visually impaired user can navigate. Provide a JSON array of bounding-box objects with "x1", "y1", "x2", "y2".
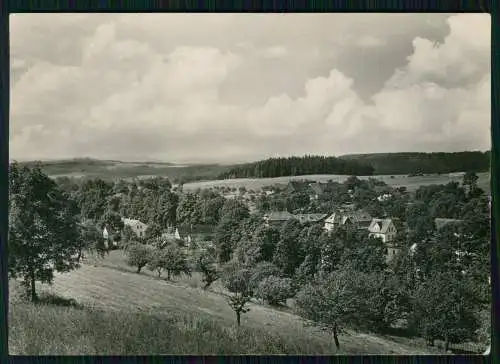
[
  {"x1": 9, "y1": 251, "x2": 444, "y2": 355},
  {"x1": 182, "y1": 172, "x2": 490, "y2": 193},
  {"x1": 24, "y1": 158, "x2": 489, "y2": 194}
]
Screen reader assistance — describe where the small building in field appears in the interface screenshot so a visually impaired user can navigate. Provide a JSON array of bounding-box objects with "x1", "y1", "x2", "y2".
[{"x1": 263, "y1": 211, "x2": 295, "y2": 227}]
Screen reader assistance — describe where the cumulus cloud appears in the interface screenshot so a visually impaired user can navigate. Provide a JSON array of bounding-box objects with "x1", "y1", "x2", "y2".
[{"x1": 9, "y1": 13, "x2": 490, "y2": 163}]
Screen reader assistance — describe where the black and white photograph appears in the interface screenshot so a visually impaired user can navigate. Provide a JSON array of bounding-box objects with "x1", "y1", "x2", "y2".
[{"x1": 7, "y1": 13, "x2": 491, "y2": 355}]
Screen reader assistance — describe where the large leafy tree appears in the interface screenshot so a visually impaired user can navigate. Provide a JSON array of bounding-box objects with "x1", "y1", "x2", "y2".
[
  {"x1": 126, "y1": 243, "x2": 154, "y2": 273},
  {"x1": 8, "y1": 163, "x2": 82, "y2": 302},
  {"x1": 409, "y1": 272, "x2": 481, "y2": 351},
  {"x1": 272, "y1": 219, "x2": 303, "y2": 276},
  {"x1": 295, "y1": 266, "x2": 405, "y2": 349},
  {"x1": 76, "y1": 178, "x2": 113, "y2": 221},
  {"x1": 406, "y1": 201, "x2": 435, "y2": 243},
  {"x1": 462, "y1": 171, "x2": 479, "y2": 197},
  {"x1": 214, "y1": 199, "x2": 249, "y2": 263},
  {"x1": 77, "y1": 219, "x2": 107, "y2": 261},
  {"x1": 148, "y1": 244, "x2": 191, "y2": 280}
]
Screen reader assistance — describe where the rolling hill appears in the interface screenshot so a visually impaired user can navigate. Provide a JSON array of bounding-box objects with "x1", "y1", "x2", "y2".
[{"x1": 8, "y1": 251, "x2": 440, "y2": 355}]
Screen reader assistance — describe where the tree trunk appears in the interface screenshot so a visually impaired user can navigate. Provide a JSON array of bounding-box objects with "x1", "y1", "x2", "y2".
[
  {"x1": 168, "y1": 271, "x2": 171, "y2": 280},
  {"x1": 236, "y1": 311, "x2": 241, "y2": 326},
  {"x1": 444, "y1": 337, "x2": 450, "y2": 352},
  {"x1": 157, "y1": 270, "x2": 162, "y2": 278},
  {"x1": 333, "y1": 323, "x2": 340, "y2": 349},
  {"x1": 30, "y1": 268, "x2": 37, "y2": 303},
  {"x1": 137, "y1": 266, "x2": 142, "y2": 273}
]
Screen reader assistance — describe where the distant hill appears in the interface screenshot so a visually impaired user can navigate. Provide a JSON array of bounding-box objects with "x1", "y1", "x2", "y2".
[
  {"x1": 14, "y1": 158, "x2": 230, "y2": 183},
  {"x1": 13, "y1": 151, "x2": 490, "y2": 182},
  {"x1": 217, "y1": 155, "x2": 375, "y2": 179},
  {"x1": 339, "y1": 151, "x2": 490, "y2": 175}
]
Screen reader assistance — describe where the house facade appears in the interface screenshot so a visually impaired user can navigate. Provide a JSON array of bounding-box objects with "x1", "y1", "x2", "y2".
[
  {"x1": 368, "y1": 218, "x2": 397, "y2": 243},
  {"x1": 368, "y1": 218, "x2": 399, "y2": 262},
  {"x1": 122, "y1": 218, "x2": 148, "y2": 238}
]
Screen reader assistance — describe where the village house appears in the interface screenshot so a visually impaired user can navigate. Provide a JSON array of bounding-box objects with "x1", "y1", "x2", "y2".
[
  {"x1": 368, "y1": 218, "x2": 397, "y2": 243},
  {"x1": 263, "y1": 211, "x2": 295, "y2": 227},
  {"x1": 323, "y1": 212, "x2": 354, "y2": 232},
  {"x1": 122, "y1": 217, "x2": 148, "y2": 238},
  {"x1": 368, "y1": 218, "x2": 399, "y2": 261}
]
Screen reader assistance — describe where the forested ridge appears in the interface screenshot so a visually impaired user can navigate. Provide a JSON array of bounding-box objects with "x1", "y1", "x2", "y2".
[
  {"x1": 339, "y1": 151, "x2": 490, "y2": 175},
  {"x1": 217, "y1": 155, "x2": 375, "y2": 179}
]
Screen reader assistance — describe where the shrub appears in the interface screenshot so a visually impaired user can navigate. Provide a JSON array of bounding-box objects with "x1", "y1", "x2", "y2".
[{"x1": 254, "y1": 276, "x2": 294, "y2": 306}]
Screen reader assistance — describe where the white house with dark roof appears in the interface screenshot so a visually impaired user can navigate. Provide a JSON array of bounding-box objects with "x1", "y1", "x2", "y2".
[
  {"x1": 368, "y1": 218, "x2": 397, "y2": 243},
  {"x1": 368, "y1": 218, "x2": 399, "y2": 261}
]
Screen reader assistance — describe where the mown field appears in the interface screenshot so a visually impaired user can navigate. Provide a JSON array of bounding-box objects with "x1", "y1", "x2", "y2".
[
  {"x1": 9, "y1": 251, "x2": 441, "y2": 355},
  {"x1": 183, "y1": 172, "x2": 491, "y2": 193}
]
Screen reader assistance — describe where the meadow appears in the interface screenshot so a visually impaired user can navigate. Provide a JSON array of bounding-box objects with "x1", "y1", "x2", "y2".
[
  {"x1": 182, "y1": 172, "x2": 491, "y2": 193},
  {"x1": 9, "y1": 251, "x2": 440, "y2": 355}
]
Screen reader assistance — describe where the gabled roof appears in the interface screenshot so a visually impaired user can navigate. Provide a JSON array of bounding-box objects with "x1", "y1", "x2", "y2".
[
  {"x1": 368, "y1": 218, "x2": 395, "y2": 234},
  {"x1": 122, "y1": 217, "x2": 147, "y2": 228},
  {"x1": 265, "y1": 211, "x2": 295, "y2": 221},
  {"x1": 325, "y1": 212, "x2": 352, "y2": 225},
  {"x1": 435, "y1": 218, "x2": 463, "y2": 230},
  {"x1": 296, "y1": 213, "x2": 328, "y2": 223}
]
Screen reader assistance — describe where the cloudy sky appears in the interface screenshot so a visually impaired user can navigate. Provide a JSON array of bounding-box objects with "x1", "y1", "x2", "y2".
[{"x1": 9, "y1": 13, "x2": 490, "y2": 163}]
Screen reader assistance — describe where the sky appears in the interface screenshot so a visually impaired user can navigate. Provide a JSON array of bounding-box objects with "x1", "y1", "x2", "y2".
[{"x1": 9, "y1": 13, "x2": 491, "y2": 164}]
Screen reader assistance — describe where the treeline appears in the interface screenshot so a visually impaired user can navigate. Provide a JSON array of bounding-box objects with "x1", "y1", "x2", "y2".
[
  {"x1": 218, "y1": 155, "x2": 375, "y2": 179},
  {"x1": 339, "y1": 151, "x2": 490, "y2": 175}
]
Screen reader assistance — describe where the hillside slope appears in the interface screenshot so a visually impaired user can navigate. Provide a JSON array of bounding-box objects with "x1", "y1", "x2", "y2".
[{"x1": 9, "y1": 260, "x2": 433, "y2": 355}]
